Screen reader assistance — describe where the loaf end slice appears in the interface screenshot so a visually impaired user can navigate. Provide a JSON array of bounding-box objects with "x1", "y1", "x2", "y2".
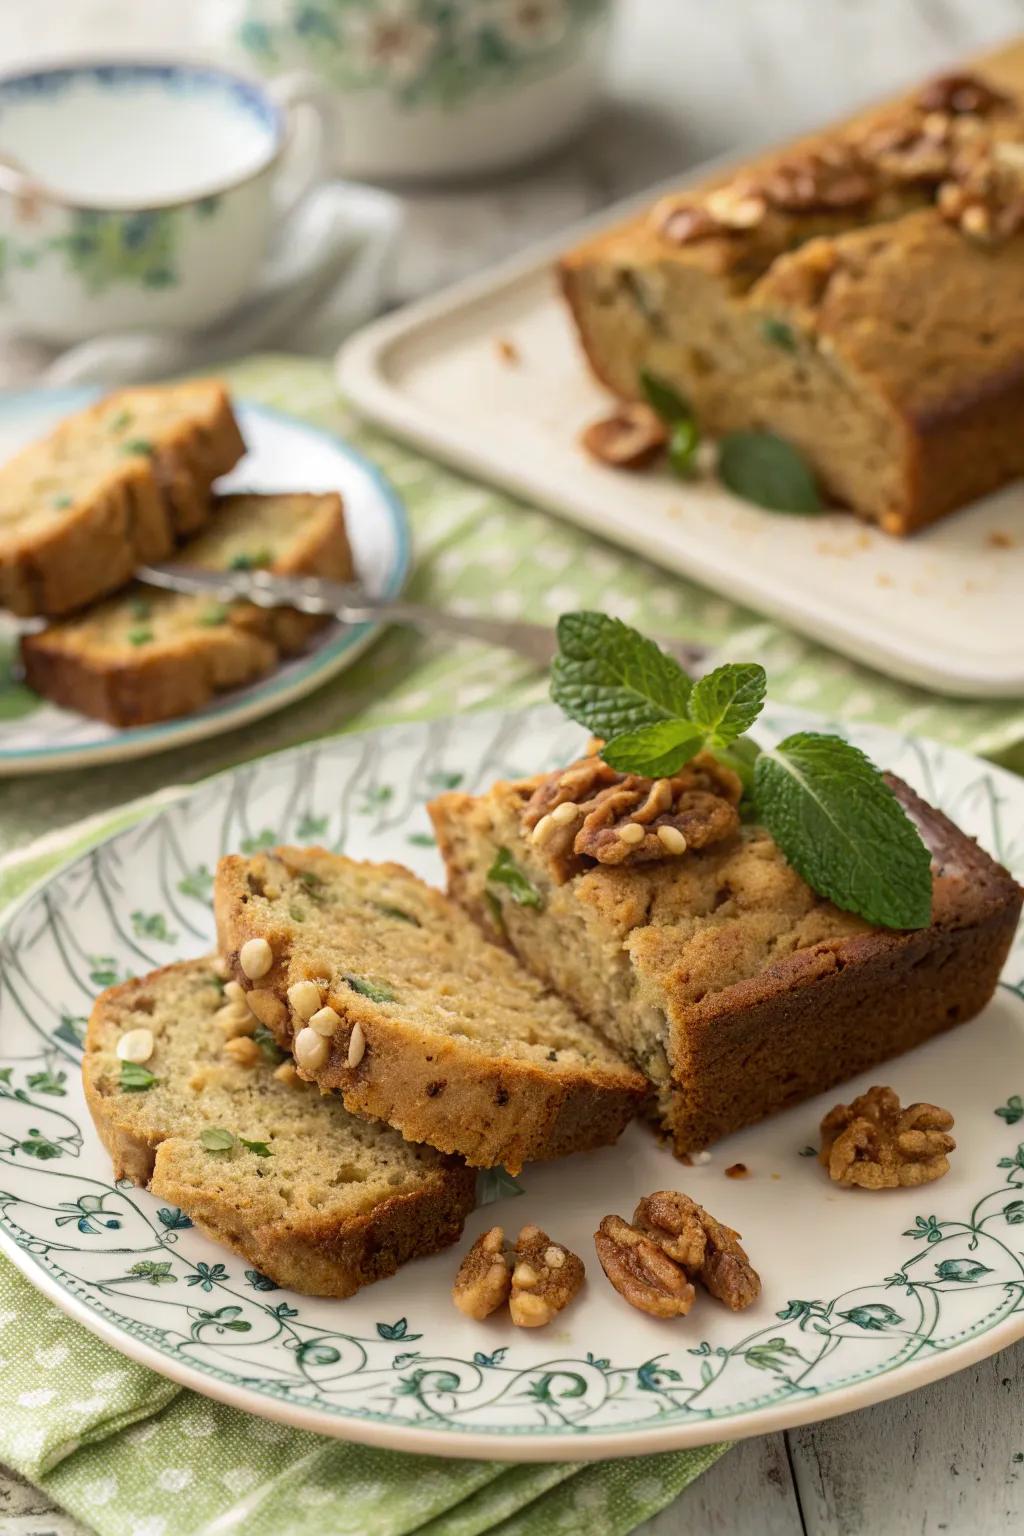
[
  {"x1": 83, "y1": 957, "x2": 475, "y2": 1297},
  {"x1": 430, "y1": 765, "x2": 1022, "y2": 1155},
  {"x1": 22, "y1": 491, "x2": 352, "y2": 726},
  {"x1": 214, "y1": 849, "x2": 649, "y2": 1171},
  {"x1": 0, "y1": 379, "x2": 244, "y2": 616}
]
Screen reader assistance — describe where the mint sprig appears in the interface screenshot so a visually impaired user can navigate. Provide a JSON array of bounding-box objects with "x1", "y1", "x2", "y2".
[
  {"x1": 550, "y1": 612, "x2": 932, "y2": 931},
  {"x1": 753, "y1": 733, "x2": 933, "y2": 930},
  {"x1": 551, "y1": 612, "x2": 692, "y2": 739}
]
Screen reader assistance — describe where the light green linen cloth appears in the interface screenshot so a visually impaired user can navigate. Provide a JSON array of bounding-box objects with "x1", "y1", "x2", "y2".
[{"x1": 0, "y1": 351, "x2": 1019, "y2": 1533}]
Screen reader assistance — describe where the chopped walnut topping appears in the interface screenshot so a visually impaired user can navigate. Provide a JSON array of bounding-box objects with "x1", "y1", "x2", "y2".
[
  {"x1": 633, "y1": 1190, "x2": 761, "y2": 1310},
  {"x1": 819, "y1": 1085, "x2": 956, "y2": 1189},
  {"x1": 509, "y1": 1225, "x2": 585, "y2": 1327},
  {"x1": 452, "y1": 1226, "x2": 512, "y2": 1320},
  {"x1": 936, "y1": 137, "x2": 1024, "y2": 242},
  {"x1": 916, "y1": 71, "x2": 1010, "y2": 117},
  {"x1": 595, "y1": 1213, "x2": 696, "y2": 1317},
  {"x1": 657, "y1": 200, "x2": 727, "y2": 245},
  {"x1": 758, "y1": 145, "x2": 877, "y2": 213},
  {"x1": 521, "y1": 749, "x2": 742, "y2": 881},
  {"x1": 580, "y1": 403, "x2": 667, "y2": 469}
]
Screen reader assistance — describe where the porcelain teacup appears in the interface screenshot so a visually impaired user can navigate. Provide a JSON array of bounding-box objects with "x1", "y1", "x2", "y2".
[{"x1": 0, "y1": 60, "x2": 333, "y2": 345}]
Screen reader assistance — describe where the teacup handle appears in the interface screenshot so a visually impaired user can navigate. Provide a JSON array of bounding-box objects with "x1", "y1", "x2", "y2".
[{"x1": 267, "y1": 70, "x2": 338, "y2": 220}]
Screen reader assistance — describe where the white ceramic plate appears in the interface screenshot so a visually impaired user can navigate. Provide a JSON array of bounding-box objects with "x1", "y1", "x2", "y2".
[
  {"x1": 336, "y1": 184, "x2": 1024, "y2": 699},
  {"x1": 0, "y1": 388, "x2": 409, "y2": 776},
  {"x1": 1, "y1": 702, "x2": 1022, "y2": 1461}
]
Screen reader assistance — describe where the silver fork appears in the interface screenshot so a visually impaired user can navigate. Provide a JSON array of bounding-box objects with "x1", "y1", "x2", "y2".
[{"x1": 137, "y1": 562, "x2": 709, "y2": 673}]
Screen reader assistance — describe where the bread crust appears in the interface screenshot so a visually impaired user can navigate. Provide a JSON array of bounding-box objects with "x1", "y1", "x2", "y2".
[
  {"x1": 430, "y1": 773, "x2": 1022, "y2": 1157},
  {"x1": 558, "y1": 50, "x2": 1024, "y2": 535},
  {"x1": 83, "y1": 959, "x2": 476, "y2": 1298},
  {"x1": 21, "y1": 491, "x2": 352, "y2": 726},
  {"x1": 0, "y1": 381, "x2": 245, "y2": 616},
  {"x1": 214, "y1": 850, "x2": 648, "y2": 1173}
]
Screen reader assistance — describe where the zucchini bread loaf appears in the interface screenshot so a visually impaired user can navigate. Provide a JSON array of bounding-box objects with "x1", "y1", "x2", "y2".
[
  {"x1": 84, "y1": 957, "x2": 476, "y2": 1296},
  {"x1": 0, "y1": 380, "x2": 244, "y2": 615},
  {"x1": 429, "y1": 753, "x2": 1022, "y2": 1154},
  {"x1": 22, "y1": 491, "x2": 352, "y2": 726},
  {"x1": 214, "y1": 848, "x2": 648, "y2": 1171},
  {"x1": 560, "y1": 65, "x2": 1024, "y2": 534}
]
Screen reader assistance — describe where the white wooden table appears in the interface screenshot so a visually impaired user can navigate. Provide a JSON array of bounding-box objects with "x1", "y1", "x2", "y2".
[{"x1": 1, "y1": 1, "x2": 1023, "y2": 1531}]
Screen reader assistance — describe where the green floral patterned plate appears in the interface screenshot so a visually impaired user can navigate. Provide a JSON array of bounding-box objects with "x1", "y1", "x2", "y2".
[
  {"x1": 0, "y1": 704, "x2": 1022, "y2": 1461},
  {"x1": 0, "y1": 388, "x2": 409, "y2": 776}
]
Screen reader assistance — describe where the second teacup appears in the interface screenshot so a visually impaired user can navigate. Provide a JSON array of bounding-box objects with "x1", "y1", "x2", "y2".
[{"x1": 0, "y1": 59, "x2": 333, "y2": 344}]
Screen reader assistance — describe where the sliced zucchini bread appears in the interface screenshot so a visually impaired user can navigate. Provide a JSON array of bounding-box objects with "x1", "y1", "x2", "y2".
[
  {"x1": 214, "y1": 848, "x2": 649, "y2": 1171},
  {"x1": 22, "y1": 490, "x2": 352, "y2": 726},
  {"x1": 429, "y1": 754, "x2": 1022, "y2": 1154},
  {"x1": 83, "y1": 957, "x2": 476, "y2": 1297},
  {"x1": 0, "y1": 380, "x2": 244, "y2": 616}
]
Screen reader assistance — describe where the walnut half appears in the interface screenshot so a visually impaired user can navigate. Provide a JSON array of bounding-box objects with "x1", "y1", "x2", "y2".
[
  {"x1": 452, "y1": 1226, "x2": 511, "y2": 1320},
  {"x1": 819, "y1": 1085, "x2": 955, "y2": 1189},
  {"x1": 510, "y1": 1225, "x2": 585, "y2": 1328},
  {"x1": 522, "y1": 749, "x2": 741, "y2": 880},
  {"x1": 634, "y1": 1190, "x2": 761, "y2": 1311},
  {"x1": 595, "y1": 1214, "x2": 696, "y2": 1318}
]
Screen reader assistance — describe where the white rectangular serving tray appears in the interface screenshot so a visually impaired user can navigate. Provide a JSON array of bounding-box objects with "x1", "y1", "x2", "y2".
[{"x1": 337, "y1": 178, "x2": 1023, "y2": 698}]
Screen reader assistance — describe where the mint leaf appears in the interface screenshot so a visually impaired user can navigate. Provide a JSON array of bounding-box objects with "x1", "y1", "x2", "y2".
[
  {"x1": 687, "y1": 663, "x2": 766, "y2": 747},
  {"x1": 753, "y1": 733, "x2": 932, "y2": 929},
  {"x1": 486, "y1": 848, "x2": 543, "y2": 910},
  {"x1": 240, "y1": 1137, "x2": 272, "y2": 1158},
  {"x1": 719, "y1": 432, "x2": 822, "y2": 514},
  {"x1": 602, "y1": 719, "x2": 704, "y2": 777},
  {"x1": 551, "y1": 612, "x2": 692, "y2": 738},
  {"x1": 252, "y1": 1023, "x2": 285, "y2": 1064}
]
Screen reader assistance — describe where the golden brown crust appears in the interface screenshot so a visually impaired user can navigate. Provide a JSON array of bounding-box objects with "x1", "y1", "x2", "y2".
[
  {"x1": 83, "y1": 958, "x2": 475, "y2": 1298},
  {"x1": 21, "y1": 491, "x2": 352, "y2": 726},
  {"x1": 213, "y1": 848, "x2": 648, "y2": 1172},
  {"x1": 0, "y1": 381, "x2": 244, "y2": 615}
]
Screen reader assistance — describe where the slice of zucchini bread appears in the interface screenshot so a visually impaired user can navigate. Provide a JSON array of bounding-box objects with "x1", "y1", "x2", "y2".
[
  {"x1": 84, "y1": 957, "x2": 475, "y2": 1297},
  {"x1": 560, "y1": 65, "x2": 1024, "y2": 533},
  {"x1": 214, "y1": 849, "x2": 648, "y2": 1172},
  {"x1": 22, "y1": 491, "x2": 352, "y2": 726},
  {"x1": 0, "y1": 379, "x2": 244, "y2": 616},
  {"x1": 429, "y1": 753, "x2": 1022, "y2": 1155}
]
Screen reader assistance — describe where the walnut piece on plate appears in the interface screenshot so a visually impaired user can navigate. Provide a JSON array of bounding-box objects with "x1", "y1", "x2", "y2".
[
  {"x1": 509, "y1": 1225, "x2": 585, "y2": 1328},
  {"x1": 452, "y1": 1225, "x2": 511, "y2": 1320},
  {"x1": 634, "y1": 1190, "x2": 761, "y2": 1311},
  {"x1": 819, "y1": 1085, "x2": 956, "y2": 1189},
  {"x1": 522, "y1": 749, "x2": 741, "y2": 880},
  {"x1": 580, "y1": 403, "x2": 667, "y2": 469},
  {"x1": 594, "y1": 1213, "x2": 697, "y2": 1318}
]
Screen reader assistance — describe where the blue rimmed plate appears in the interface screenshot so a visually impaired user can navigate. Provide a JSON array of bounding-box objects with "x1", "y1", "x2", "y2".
[
  {"x1": 0, "y1": 388, "x2": 409, "y2": 775},
  {"x1": 0, "y1": 703, "x2": 1022, "y2": 1461}
]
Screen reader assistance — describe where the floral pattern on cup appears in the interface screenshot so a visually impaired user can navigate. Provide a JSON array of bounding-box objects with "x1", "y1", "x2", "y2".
[
  {"x1": 0, "y1": 199, "x2": 223, "y2": 300},
  {"x1": 239, "y1": 0, "x2": 609, "y2": 106}
]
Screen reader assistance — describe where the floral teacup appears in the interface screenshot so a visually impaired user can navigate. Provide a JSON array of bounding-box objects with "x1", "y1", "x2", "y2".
[
  {"x1": 0, "y1": 60, "x2": 333, "y2": 345},
  {"x1": 234, "y1": 0, "x2": 613, "y2": 181}
]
